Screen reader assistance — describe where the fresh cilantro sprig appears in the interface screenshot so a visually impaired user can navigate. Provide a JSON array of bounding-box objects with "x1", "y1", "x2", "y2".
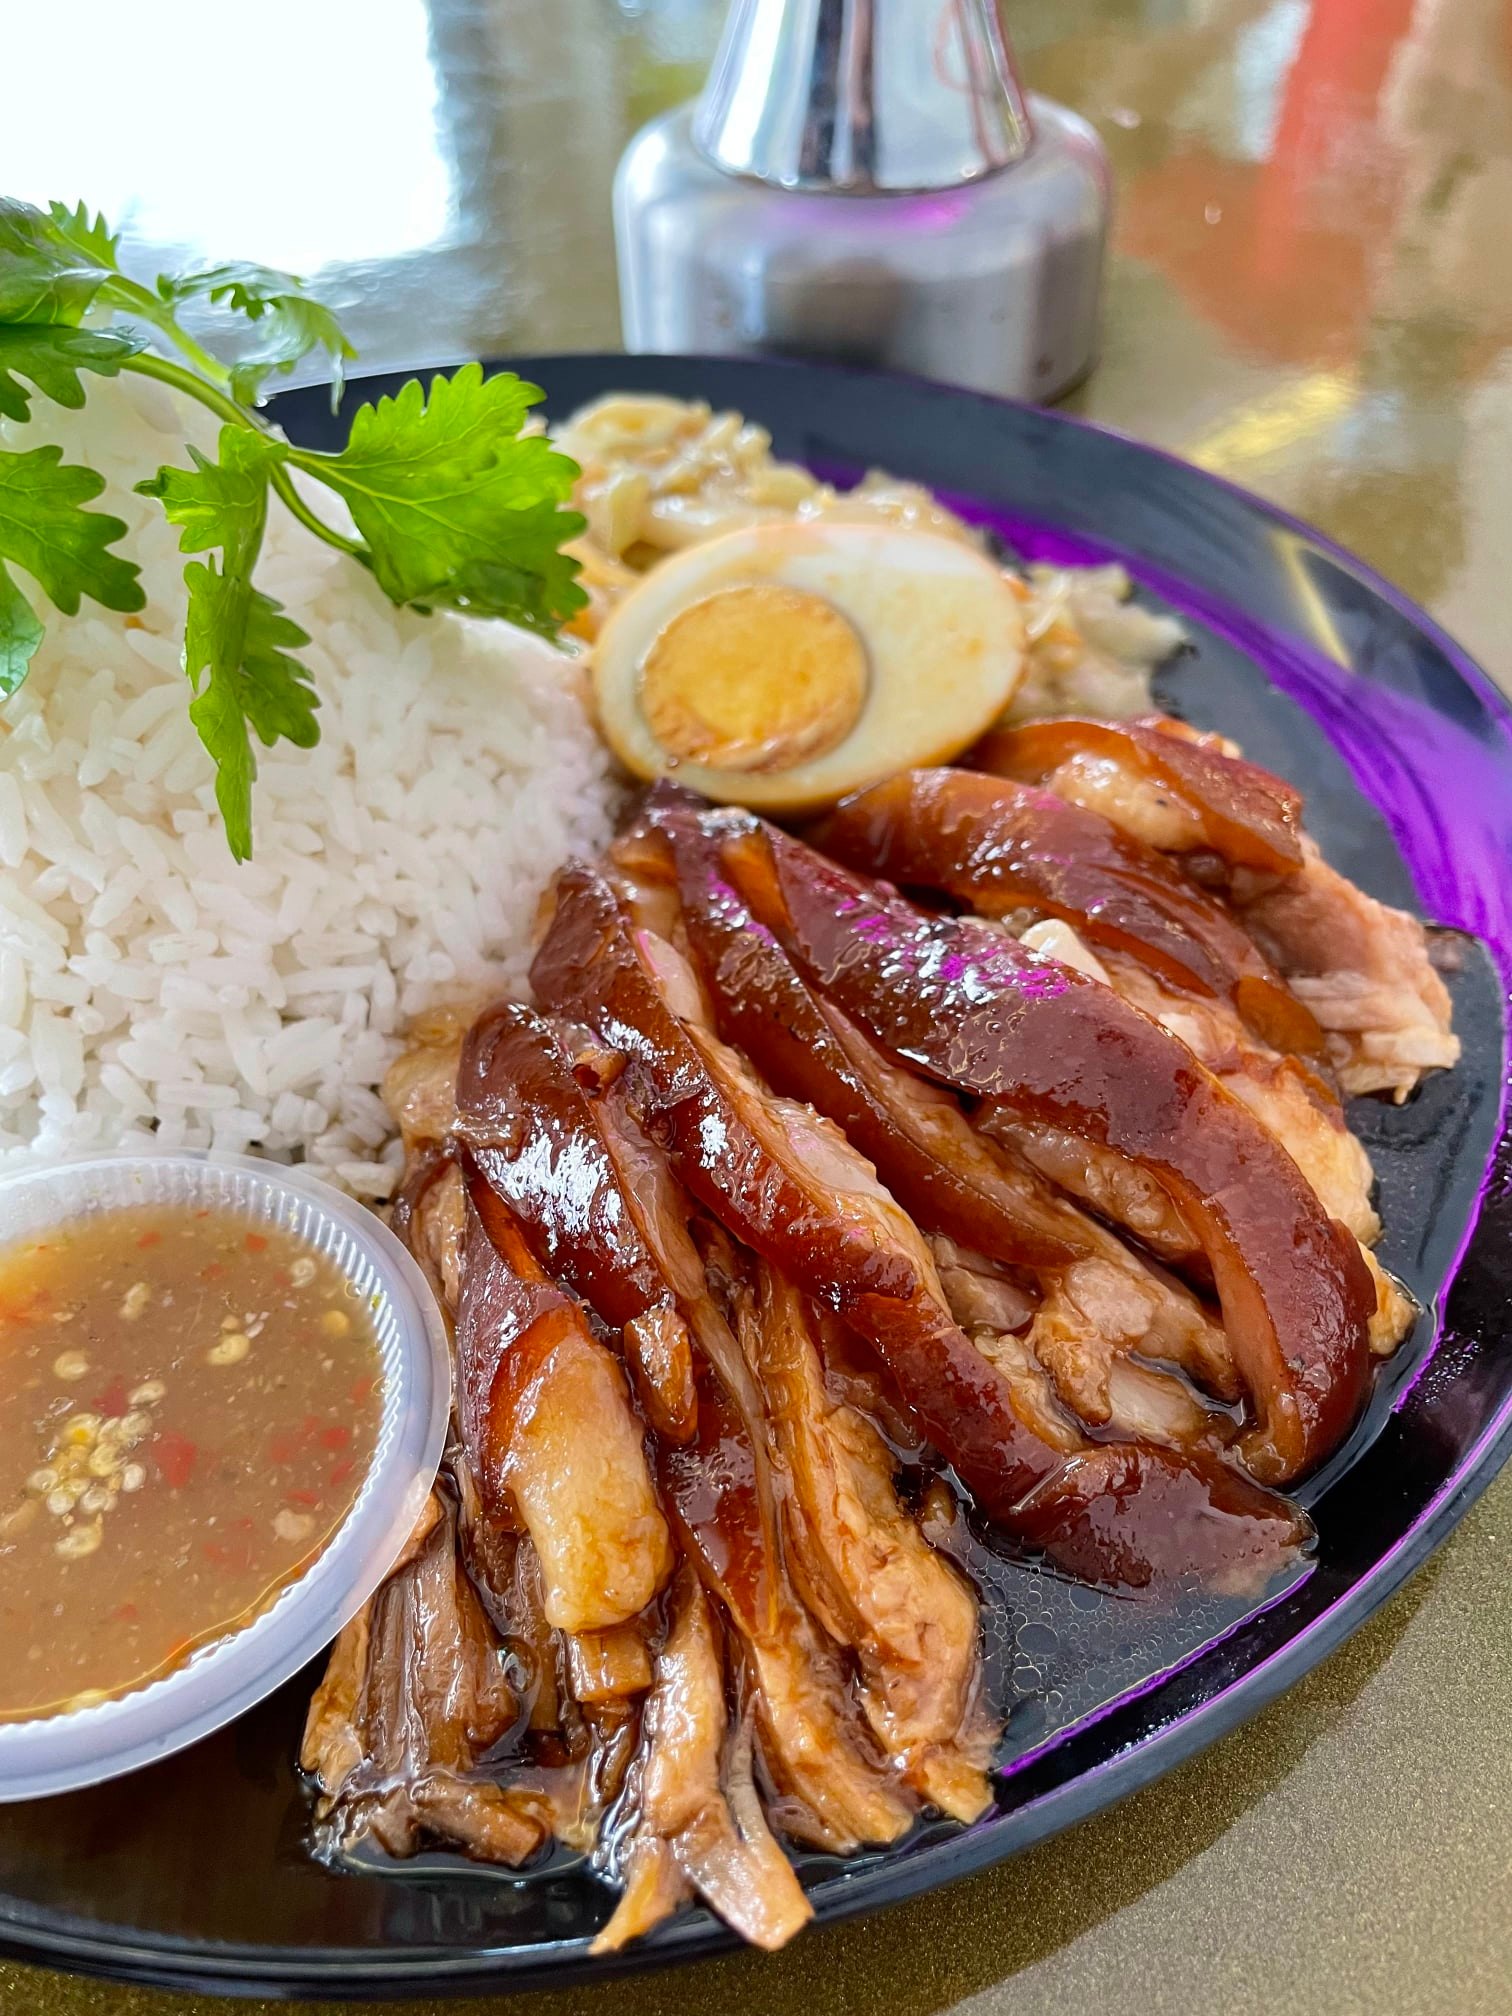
[
  {"x1": 156, "y1": 261, "x2": 357, "y2": 406},
  {"x1": 0, "y1": 198, "x2": 586, "y2": 858},
  {"x1": 0, "y1": 444, "x2": 144, "y2": 695}
]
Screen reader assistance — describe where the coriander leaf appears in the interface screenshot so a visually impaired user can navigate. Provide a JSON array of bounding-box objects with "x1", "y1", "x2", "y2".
[
  {"x1": 41, "y1": 201, "x2": 123, "y2": 272},
  {"x1": 166, "y1": 261, "x2": 356, "y2": 402},
  {"x1": 0, "y1": 559, "x2": 44, "y2": 695},
  {"x1": 0, "y1": 444, "x2": 143, "y2": 617},
  {"x1": 147, "y1": 426, "x2": 318, "y2": 858},
  {"x1": 0, "y1": 198, "x2": 120, "y2": 325},
  {"x1": 138, "y1": 426, "x2": 286, "y2": 565},
  {"x1": 0, "y1": 324, "x2": 146, "y2": 423},
  {"x1": 161, "y1": 259, "x2": 307, "y2": 313},
  {"x1": 228, "y1": 296, "x2": 355, "y2": 405},
  {"x1": 444, "y1": 521, "x2": 592, "y2": 642},
  {"x1": 291, "y1": 365, "x2": 587, "y2": 633},
  {"x1": 182, "y1": 557, "x2": 319, "y2": 861}
]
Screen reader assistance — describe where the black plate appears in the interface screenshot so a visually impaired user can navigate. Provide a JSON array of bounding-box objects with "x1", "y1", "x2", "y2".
[{"x1": 5, "y1": 355, "x2": 1509, "y2": 1999}]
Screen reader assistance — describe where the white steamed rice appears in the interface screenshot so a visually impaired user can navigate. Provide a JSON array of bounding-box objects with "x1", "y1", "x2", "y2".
[{"x1": 0, "y1": 375, "x2": 617, "y2": 1198}]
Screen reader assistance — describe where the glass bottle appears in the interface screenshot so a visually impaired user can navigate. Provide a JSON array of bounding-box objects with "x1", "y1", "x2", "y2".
[{"x1": 613, "y1": 0, "x2": 1112, "y2": 401}]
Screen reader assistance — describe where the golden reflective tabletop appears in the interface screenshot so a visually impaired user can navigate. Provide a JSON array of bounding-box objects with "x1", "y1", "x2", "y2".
[{"x1": 3, "y1": 2, "x2": 1510, "y2": 2011}]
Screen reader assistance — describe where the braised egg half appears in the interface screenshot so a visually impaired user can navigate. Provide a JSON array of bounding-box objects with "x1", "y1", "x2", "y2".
[{"x1": 591, "y1": 520, "x2": 1025, "y2": 812}]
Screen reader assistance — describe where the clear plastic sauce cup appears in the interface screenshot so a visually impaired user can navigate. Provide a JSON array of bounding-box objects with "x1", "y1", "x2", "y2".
[{"x1": 0, "y1": 1151, "x2": 451, "y2": 1801}]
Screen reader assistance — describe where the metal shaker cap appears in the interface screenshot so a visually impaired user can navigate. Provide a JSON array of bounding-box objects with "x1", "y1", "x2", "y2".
[{"x1": 693, "y1": 0, "x2": 1033, "y2": 194}]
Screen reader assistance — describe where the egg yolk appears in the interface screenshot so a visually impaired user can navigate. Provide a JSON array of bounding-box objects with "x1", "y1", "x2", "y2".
[{"x1": 637, "y1": 583, "x2": 869, "y2": 774}]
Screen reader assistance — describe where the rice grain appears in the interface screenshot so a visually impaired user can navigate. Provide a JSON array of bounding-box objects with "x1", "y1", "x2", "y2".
[{"x1": 0, "y1": 377, "x2": 616, "y2": 1196}]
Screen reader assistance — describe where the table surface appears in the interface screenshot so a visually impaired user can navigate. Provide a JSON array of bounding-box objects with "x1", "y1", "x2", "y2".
[{"x1": 3, "y1": 3, "x2": 1510, "y2": 2012}]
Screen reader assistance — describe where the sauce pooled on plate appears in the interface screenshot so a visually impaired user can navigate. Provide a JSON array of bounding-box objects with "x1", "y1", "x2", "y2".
[{"x1": 0, "y1": 1203, "x2": 383, "y2": 1718}]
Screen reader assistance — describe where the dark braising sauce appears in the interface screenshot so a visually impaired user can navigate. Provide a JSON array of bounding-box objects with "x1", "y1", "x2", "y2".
[{"x1": 0, "y1": 1204, "x2": 383, "y2": 1718}]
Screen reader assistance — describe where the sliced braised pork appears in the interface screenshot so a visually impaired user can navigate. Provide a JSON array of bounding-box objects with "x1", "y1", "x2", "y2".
[
  {"x1": 592, "y1": 1566, "x2": 812, "y2": 1953},
  {"x1": 532, "y1": 855, "x2": 1310, "y2": 1588},
  {"x1": 715, "y1": 814, "x2": 1375, "y2": 1488},
  {"x1": 977, "y1": 716, "x2": 1458, "y2": 1098}
]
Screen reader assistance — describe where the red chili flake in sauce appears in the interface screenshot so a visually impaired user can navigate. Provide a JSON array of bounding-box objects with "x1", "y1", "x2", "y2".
[
  {"x1": 94, "y1": 1377, "x2": 129, "y2": 1420},
  {"x1": 154, "y1": 1431, "x2": 198, "y2": 1489},
  {"x1": 0, "y1": 1204, "x2": 385, "y2": 1721},
  {"x1": 349, "y1": 1375, "x2": 374, "y2": 1404}
]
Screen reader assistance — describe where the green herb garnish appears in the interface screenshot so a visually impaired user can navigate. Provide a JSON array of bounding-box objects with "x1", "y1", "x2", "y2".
[{"x1": 0, "y1": 199, "x2": 586, "y2": 858}]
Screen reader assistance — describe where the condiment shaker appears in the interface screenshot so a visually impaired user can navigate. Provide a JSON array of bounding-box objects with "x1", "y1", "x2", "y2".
[{"x1": 614, "y1": 0, "x2": 1112, "y2": 401}]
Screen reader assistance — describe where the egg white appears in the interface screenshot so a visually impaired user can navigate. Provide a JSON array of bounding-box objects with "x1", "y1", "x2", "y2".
[{"x1": 591, "y1": 520, "x2": 1026, "y2": 812}]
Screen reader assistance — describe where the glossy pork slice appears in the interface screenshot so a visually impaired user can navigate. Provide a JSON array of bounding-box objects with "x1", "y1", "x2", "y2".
[
  {"x1": 592, "y1": 1566, "x2": 813, "y2": 1953},
  {"x1": 644, "y1": 800, "x2": 1076, "y2": 1271},
  {"x1": 454, "y1": 1187, "x2": 673, "y2": 1630},
  {"x1": 303, "y1": 1492, "x2": 551, "y2": 1866},
  {"x1": 1097, "y1": 949, "x2": 1376, "y2": 1241},
  {"x1": 648, "y1": 797, "x2": 1231, "y2": 1404},
  {"x1": 592, "y1": 1079, "x2": 773, "y2": 1450},
  {"x1": 528, "y1": 860, "x2": 1075, "y2": 1523},
  {"x1": 797, "y1": 1004, "x2": 1237, "y2": 1409},
  {"x1": 667, "y1": 810, "x2": 1237, "y2": 1410},
  {"x1": 979, "y1": 718, "x2": 1458, "y2": 1099},
  {"x1": 974, "y1": 715, "x2": 1306, "y2": 876},
  {"x1": 660, "y1": 1364, "x2": 915, "y2": 1853},
  {"x1": 1235, "y1": 839, "x2": 1460, "y2": 1099},
  {"x1": 456, "y1": 1001, "x2": 696, "y2": 1440},
  {"x1": 532, "y1": 860, "x2": 1308, "y2": 1589},
  {"x1": 457, "y1": 982, "x2": 757, "y2": 1445},
  {"x1": 457, "y1": 1001, "x2": 670, "y2": 1328},
  {"x1": 720, "y1": 819, "x2": 1376, "y2": 1486},
  {"x1": 740, "y1": 1266, "x2": 994, "y2": 1821},
  {"x1": 1071, "y1": 940, "x2": 1414, "y2": 1355},
  {"x1": 974, "y1": 922, "x2": 1206, "y2": 1271},
  {"x1": 814, "y1": 768, "x2": 1321, "y2": 1058}
]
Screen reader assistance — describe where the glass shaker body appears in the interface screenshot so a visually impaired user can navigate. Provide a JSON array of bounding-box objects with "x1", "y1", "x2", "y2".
[{"x1": 615, "y1": 97, "x2": 1110, "y2": 402}]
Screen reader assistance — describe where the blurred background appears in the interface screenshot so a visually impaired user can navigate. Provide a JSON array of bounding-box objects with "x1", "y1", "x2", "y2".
[{"x1": 2, "y1": 0, "x2": 1508, "y2": 687}]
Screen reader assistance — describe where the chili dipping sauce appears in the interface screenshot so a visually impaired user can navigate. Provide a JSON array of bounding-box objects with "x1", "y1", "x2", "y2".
[{"x1": 0, "y1": 1203, "x2": 383, "y2": 1718}]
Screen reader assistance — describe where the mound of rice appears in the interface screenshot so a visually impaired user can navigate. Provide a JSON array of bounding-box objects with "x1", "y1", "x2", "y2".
[{"x1": 0, "y1": 376, "x2": 617, "y2": 1198}]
